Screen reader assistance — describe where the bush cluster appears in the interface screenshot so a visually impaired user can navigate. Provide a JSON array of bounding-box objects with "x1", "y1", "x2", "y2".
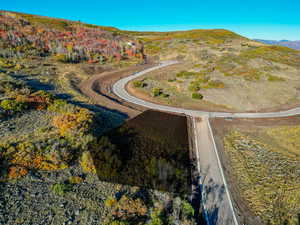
[
  {"x1": 192, "y1": 92, "x2": 203, "y2": 100},
  {"x1": 0, "y1": 99, "x2": 28, "y2": 113},
  {"x1": 132, "y1": 80, "x2": 146, "y2": 88},
  {"x1": 51, "y1": 182, "x2": 73, "y2": 196},
  {"x1": 151, "y1": 88, "x2": 162, "y2": 97}
]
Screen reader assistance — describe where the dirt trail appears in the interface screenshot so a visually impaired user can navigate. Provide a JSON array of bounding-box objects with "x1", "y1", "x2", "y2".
[{"x1": 79, "y1": 63, "x2": 154, "y2": 118}]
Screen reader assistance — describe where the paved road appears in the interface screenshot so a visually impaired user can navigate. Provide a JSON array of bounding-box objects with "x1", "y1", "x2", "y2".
[
  {"x1": 112, "y1": 61, "x2": 300, "y2": 225},
  {"x1": 193, "y1": 116, "x2": 238, "y2": 225},
  {"x1": 113, "y1": 60, "x2": 300, "y2": 118}
]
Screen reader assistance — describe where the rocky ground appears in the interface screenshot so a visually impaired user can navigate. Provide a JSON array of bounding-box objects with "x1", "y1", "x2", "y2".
[{"x1": 0, "y1": 166, "x2": 126, "y2": 225}]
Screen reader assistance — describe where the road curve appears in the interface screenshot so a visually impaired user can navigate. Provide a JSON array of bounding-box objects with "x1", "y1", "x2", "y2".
[{"x1": 113, "y1": 60, "x2": 300, "y2": 118}]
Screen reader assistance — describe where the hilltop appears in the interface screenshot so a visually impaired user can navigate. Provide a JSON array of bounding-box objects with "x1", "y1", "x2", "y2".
[{"x1": 129, "y1": 28, "x2": 300, "y2": 111}]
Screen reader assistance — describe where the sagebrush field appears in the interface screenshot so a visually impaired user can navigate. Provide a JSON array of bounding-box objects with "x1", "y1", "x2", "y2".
[{"x1": 211, "y1": 117, "x2": 300, "y2": 225}]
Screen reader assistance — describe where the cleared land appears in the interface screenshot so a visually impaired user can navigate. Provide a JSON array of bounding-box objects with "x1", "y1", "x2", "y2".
[{"x1": 210, "y1": 117, "x2": 300, "y2": 225}]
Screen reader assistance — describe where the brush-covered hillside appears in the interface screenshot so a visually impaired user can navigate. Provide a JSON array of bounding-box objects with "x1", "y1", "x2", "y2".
[
  {"x1": 0, "y1": 11, "x2": 200, "y2": 225},
  {"x1": 130, "y1": 29, "x2": 300, "y2": 111},
  {"x1": 0, "y1": 11, "x2": 145, "y2": 62}
]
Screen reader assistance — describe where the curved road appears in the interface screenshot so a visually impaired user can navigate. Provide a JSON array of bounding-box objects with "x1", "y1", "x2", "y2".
[
  {"x1": 113, "y1": 60, "x2": 300, "y2": 118},
  {"x1": 112, "y1": 61, "x2": 300, "y2": 225}
]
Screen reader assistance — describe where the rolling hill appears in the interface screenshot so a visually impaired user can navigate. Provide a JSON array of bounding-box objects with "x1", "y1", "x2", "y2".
[
  {"x1": 129, "y1": 28, "x2": 300, "y2": 112},
  {"x1": 255, "y1": 39, "x2": 300, "y2": 50}
]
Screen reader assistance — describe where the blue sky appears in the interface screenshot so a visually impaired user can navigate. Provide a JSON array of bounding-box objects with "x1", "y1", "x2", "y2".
[{"x1": 3, "y1": 0, "x2": 300, "y2": 40}]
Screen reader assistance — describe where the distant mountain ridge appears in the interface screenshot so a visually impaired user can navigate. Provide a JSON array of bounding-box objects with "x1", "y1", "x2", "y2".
[{"x1": 254, "y1": 39, "x2": 300, "y2": 50}]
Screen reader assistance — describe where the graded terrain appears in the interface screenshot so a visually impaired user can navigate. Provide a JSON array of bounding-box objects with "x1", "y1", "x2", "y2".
[{"x1": 128, "y1": 31, "x2": 300, "y2": 112}]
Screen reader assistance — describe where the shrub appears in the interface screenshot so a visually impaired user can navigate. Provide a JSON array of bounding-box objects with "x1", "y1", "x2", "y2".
[
  {"x1": 105, "y1": 197, "x2": 118, "y2": 208},
  {"x1": 0, "y1": 99, "x2": 28, "y2": 112},
  {"x1": 32, "y1": 90, "x2": 55, "y2": 103},
  {"x1": 69, "y1": 176, "x2": 83, "y2": 184},
  {"x1": 150, "y1": 211, "x2": 164, "y2": 225},
  {"x1": 205, "y1": 80, "x2": 225, "y2": 88},
  {"x1": 152, "y1": 88, "x2": 162, "y2": 97},
  {"x1": 110, "y1": 195, "x2": 148, "y2": 220},
  {"x1": 132, "y1": 80, "x2": 145, "y2": 88},
  {"x1": 182, "y1": 201, "x2": 194, "y2": 219},
  {"x1": 47, "y1": 99, "x2": 69, "y2": 112},
  {"x1": 54, "y1": 54, "x2": 68, "y2": 63},
  {"x1": 188, "y1": 82, "x2": 201, "y2": 92},
  {"x1": 53, "y1": 108, "x2": 93, "y2": 136},
  {"x1": 176, "y1": 71, "x2": 198, "y2": 78},
  {"x1": 268, "y1": 75, "x2": 285, "y2": 82},
  {"x1": 15, "y1": 63, "x2": 23, "y2": 71},
  {"x1": 51, "y1": 182, "x2": 73, "y2": 195},
  {"x1": 80, "y1": 151, "x2": 97, "y2": 174},
  {"x1": 7, "y1": 166, "x2": 28, "y2": 179},
  {"x1": 192, "y1": 93, "x2": 203, "y2": 100}
]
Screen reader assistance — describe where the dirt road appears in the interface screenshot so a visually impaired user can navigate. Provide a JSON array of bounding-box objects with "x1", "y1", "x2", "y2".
[{"x1": 79, "y1": 63, "x2": 153, "y2": 118}]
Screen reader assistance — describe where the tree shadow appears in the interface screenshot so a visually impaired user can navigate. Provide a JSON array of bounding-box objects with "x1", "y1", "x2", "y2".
[
  {"x1": 11, "y1": 74, "x2": 55, "y2": 91},
  {"x1": 90, "y1": 110, "x2": 192, "y2": 196},
  {"x1": 200, "y1": 165, "x2": 228, "y2": 225}
]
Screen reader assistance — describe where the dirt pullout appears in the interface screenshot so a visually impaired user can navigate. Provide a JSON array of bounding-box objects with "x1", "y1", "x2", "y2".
[
  {"x1": 79, "y1": 63, "x2": 154, "y2": 119},
  {"x1": 209, "y1": 116, "x2": 300, "y2": 225}
]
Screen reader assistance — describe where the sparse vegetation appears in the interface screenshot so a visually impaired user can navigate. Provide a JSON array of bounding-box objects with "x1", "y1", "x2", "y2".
[
  {"x1": 267, "y1": 75, "x2": 286, "y2": 82},
  {"x1": 130, "y1": 30, "x2": 300, "y2": 111},
  {"x1": 223, "y1": 127, "x2": 300, "y2": 224}
]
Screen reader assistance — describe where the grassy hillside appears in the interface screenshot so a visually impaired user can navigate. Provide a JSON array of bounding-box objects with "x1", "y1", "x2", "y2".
[{"x1": 130, "y1": 29, "x2": 300, "y2": 111}]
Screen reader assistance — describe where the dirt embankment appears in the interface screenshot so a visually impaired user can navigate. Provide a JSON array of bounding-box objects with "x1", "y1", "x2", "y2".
[{"x1": 79, "y1": 63, "x2": 154, "y2": 119}]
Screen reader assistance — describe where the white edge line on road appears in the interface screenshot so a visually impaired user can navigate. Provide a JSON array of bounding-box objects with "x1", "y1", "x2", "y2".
[
  {"x1": 207, "y1": 118, "x2": 239, "y2": 225},
  {"x1": 192, "y1": 117, "x2": 210, "y2": 225}
]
